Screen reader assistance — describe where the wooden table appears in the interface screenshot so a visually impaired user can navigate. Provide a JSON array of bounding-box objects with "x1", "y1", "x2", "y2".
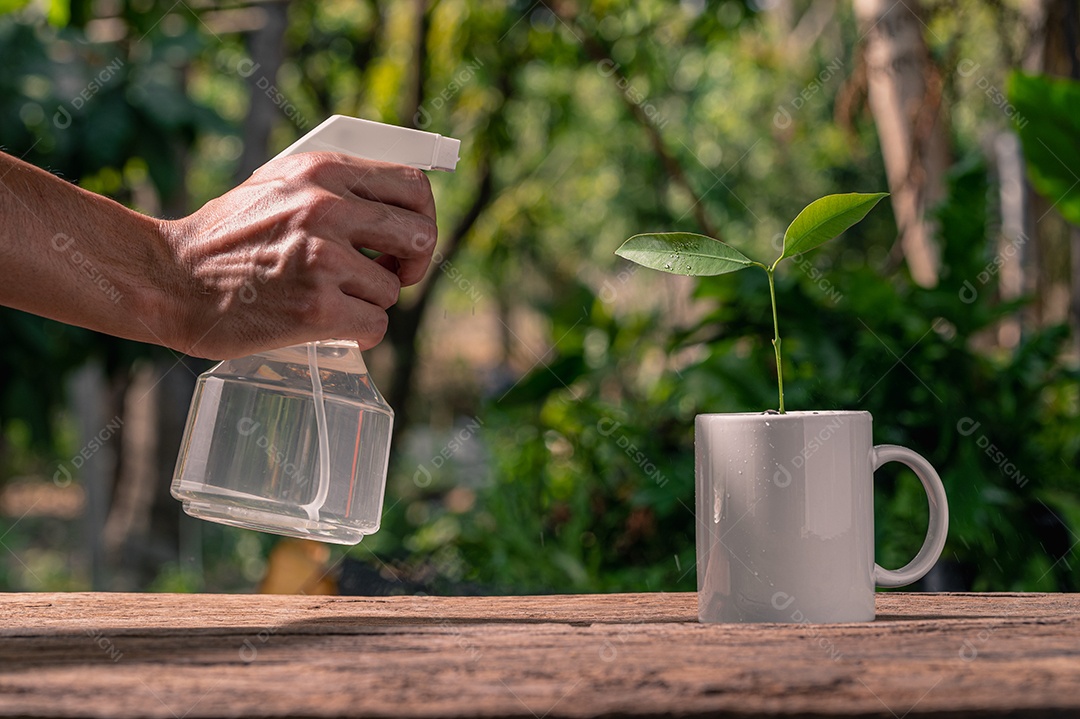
[{"x1": 0, "y1": 592, "x2": 1077, "y2": 717}]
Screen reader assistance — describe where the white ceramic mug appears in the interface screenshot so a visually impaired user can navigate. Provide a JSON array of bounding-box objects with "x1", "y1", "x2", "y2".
[{"x1": 695, "y1": 410, "x2": 948, "y2": 623}]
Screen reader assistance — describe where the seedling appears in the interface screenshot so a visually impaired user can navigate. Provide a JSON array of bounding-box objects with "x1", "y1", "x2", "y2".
[{"x1": 615, "y1": 192, "x2": 888, "y2": 413}]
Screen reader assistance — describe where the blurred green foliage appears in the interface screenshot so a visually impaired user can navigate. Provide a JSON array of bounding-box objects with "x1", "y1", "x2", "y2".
[{"x1": 0, "y1": 0, "x2": 1077, "y2": 593}]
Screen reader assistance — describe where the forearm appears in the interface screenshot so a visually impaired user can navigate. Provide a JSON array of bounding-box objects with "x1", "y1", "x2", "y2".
[{"x1": 0, "y1": 151, "x2": 180, "y2": 349}]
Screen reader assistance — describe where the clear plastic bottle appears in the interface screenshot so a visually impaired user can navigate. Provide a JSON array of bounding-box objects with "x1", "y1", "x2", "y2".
[{"x1": 171, "y1": 340, "x2": 393, "y2": 545}]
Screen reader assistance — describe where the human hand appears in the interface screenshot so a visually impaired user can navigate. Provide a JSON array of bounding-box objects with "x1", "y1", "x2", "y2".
[{"x1": 157, "y1": 152, "x2": 437, "y2": 359}]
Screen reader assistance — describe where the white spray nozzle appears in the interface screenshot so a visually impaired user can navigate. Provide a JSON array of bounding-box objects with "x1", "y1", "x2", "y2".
[{"x1": 272, "y1": 115, "x2": 460, "y2": 172}]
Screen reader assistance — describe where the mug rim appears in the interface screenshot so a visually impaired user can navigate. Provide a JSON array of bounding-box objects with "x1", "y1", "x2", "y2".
[{"x1": 696, "y1": 410, "x2": 870, "y2": 420}]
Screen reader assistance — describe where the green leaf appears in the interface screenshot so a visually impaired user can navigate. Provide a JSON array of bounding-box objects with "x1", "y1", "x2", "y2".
[
  {"x1": 1008, "y1": 72, "x2": 1080, "y2": 228},
  {"x1": 778, "y1": 192, "x2": 888, "y2": 263},
  {"x1": 614, "y1": 232, "x2": 756, "y2": 276}
]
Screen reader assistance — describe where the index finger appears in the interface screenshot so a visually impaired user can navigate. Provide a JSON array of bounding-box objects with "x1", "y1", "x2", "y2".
[
  {"x1": 333, "y1": 156, "x2": 438, "y2": 223},
  {"x1": 265, "y1": 152, "x2": 439, "y2": 222}
]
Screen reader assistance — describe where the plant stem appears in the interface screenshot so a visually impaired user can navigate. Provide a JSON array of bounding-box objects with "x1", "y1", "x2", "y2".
[{"x1": 765, "y1": 268, "x2": 785, "y2": 413}]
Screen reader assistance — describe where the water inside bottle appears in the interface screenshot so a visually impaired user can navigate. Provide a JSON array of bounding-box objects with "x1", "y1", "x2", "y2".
[{"x1": 171, "y1": 340, "x2": 393, "y2": 545}]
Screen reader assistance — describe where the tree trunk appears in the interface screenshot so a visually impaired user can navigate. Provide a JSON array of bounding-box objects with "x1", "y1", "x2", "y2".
[
  {"x1": 385, "y1": 163, "x2": 494, "y2": 437},
  {"x1": 404, "y1": 0, "x2": 429, "y2": 129},
  {"x1": 1038, "y1": 0, "x2": 1080, "y2": 345},
  {"x1": 780, "y1": 0, "x2": 839, "y2": 60},
  {"x1": 70, "y1": 364, "x2": 121, "y2": 590},
  {"x1": 381, "y1": 0, "x2": 509, "y2": 434},
  {"x1": 102, "y1": 358, "x2": 201, "y2": 590},
  {"x1": 854, "y1": 0, "x2": 949, "y2": 287},
  {"x1": 236, "y1": 0, "x2": 290, "y2": 181},
  {"x1": 103, "y1": 362, "x2": 159, "y2": 587},
  {"x1": 994, "y1": 132, "x2": 1027, "y2": 348},
  {"x1": 1013, "y1": 0, "x2": 1080, "y2": 338}
]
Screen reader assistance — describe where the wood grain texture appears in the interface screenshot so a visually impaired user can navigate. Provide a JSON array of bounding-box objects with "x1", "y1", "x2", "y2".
[{"x1": 0, "y1": 592, "x2": 1077, "y2": 718}]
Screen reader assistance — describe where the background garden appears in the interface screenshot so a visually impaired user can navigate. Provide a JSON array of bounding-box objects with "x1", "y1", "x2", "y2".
[{"x1": 0, "y1": 0, "x2": 1077, "y2": 594}]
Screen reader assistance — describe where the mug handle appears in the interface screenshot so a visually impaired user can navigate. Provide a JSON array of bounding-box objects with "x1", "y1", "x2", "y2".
[{"x1": 872, "y1": 444, "x2": 950, "y2": 588}]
